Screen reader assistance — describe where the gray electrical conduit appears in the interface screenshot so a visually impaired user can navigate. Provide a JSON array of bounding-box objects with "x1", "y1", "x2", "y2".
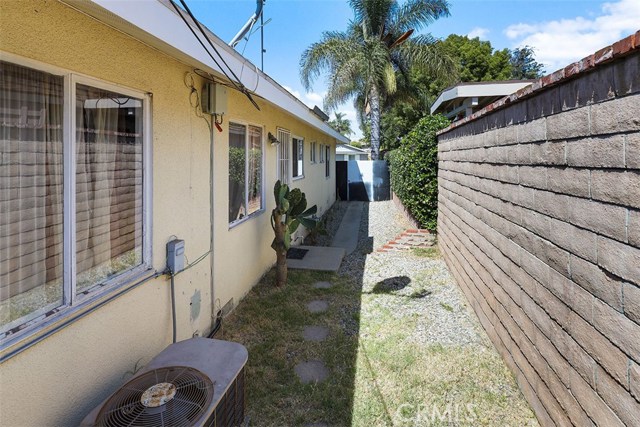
[{"x1": 229, "y1": 0, "x2": 264, "y2": 48}]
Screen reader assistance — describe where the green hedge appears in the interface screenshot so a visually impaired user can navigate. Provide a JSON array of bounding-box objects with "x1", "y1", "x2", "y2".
[{"x1": 387, "y1": 114, "x2": 450, "y2": 231}]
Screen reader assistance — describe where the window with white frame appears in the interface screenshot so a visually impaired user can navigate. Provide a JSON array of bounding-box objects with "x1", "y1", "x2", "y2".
[
  {"x1": 310, "y1": 141, "x2": 316, "y2": 163},
  {"x1": 277, "y1": 128, "x2": 291, "y2": 185},
  {"x1": 229, "y1": 123, "x2": 263, "y2": 224},
  {"x1": 325, "y1": 145, "x2": 331, "y2": 177},
  {"x1": 319, "y1": 143, "x2": 325, "y2": 163},
  {"x1": 292, "y1": 136, "x2": 304, "y2": 179},
  {"x1": 0, "y1": 59, "x2": 150, "y2": 339}
]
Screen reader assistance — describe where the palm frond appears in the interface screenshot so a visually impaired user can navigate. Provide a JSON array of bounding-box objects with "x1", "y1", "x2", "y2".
[
  {"x1": 383, "y1": 62, "x2": 397, "y2": 95},
  {"x1": 392, "y1": 0, "x2": 450, "y2": 33},
  {"x1": 398, "y1": 34, "x2": 456, "y2": 81},
  {"x1": 299, "y1": 31, "x2": 354, "y2": 91}
]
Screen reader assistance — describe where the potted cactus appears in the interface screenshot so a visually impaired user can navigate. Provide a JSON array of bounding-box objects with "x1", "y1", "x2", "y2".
[{"x1": 270, "y1": 180, "x2": 318, "y2": 286}]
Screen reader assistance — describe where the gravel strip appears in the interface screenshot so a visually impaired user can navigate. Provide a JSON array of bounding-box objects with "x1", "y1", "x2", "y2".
[
  {"x1": 309, "y1": 201, "x2": 349, "y2": 247},
  {"x1": 334, "y1": 200, "x2": 490, "y2": 348}
]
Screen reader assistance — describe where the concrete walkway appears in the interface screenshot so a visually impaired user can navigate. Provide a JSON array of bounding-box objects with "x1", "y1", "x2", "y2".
[
  {"x1": 287, "y1": 245, "x2": 345, "y2": 272},
  {"x1": 287, "y1": 201, "x2": 363, "y2": 271},
  {"x1": 330, "y1": 202, "x2": 363, "y2": 255}
]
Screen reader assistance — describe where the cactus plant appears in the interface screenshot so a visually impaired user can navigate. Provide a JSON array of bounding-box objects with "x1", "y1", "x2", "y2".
[{"x1": 271, "y1": 180, "x2": 318, "y2": 286}]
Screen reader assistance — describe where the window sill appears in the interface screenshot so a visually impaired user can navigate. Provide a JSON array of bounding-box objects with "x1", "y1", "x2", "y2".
[
  {"x1": 292, "y1": 175, "x2": 305, "y2": 181},
  {"x1": 228, "y1": 208, "x2": 265, "y2": 230},
  {"x1": 0, "y1": 267, "x2": 160, "y2": 362}
]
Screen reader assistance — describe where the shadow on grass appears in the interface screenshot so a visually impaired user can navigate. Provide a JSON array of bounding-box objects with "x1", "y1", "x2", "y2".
[
  {"x1": 219, "y1": 200, "x2": 539, "y2": 426},
  {"x1": 219, "y1": 201, "x2": 370, "y2": 426},
  {"x1": 370, "y1": 275, "x2": 411, "y2": 294}
]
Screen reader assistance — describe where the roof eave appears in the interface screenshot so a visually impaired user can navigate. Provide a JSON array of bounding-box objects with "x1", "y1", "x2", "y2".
[{"x1": 60, "y1": 0, "x2": 349, "y2": 143}]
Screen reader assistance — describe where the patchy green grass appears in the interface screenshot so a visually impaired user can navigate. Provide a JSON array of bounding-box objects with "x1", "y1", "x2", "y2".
[
  {"x1": 412, "y1": 246, "x2": 440, "y2": 259},
  {"x1": 439, "y1": 302, "x2": 454, "y2": 312},
  {"x1": 220, "y1": 266, "x2": 538, "y2": 426}
]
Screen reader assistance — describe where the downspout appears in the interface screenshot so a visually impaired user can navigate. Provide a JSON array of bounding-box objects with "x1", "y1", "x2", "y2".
[{"x1": 229, "y1": 0, "x2": 264, "y2": 48}]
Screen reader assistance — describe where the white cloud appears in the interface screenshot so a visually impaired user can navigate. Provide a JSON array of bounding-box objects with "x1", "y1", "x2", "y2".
[
  {"x1": 305, "y1": 92, "x2": 324, "y2": 103},
  {"x1": 282, "y1": 85, "x2": 362, "y2": 140},
  {"x1": 504, "y1": 0, "x2": 640, "y2": 72},
  {"x1": 282, "y1": 86, "x2": 327, "y2": 108},
  {"x1": 282, "y1": 85, "x2": 301, "y2": 100},
  {"x1": 467, "y1": 27, "x2": 490, "y2": 40}
]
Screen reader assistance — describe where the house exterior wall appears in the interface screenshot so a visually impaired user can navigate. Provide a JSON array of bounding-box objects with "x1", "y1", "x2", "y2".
[
  {"x1": 437, "y1": 44, "x2": 639, "y2": 426},
  {"x1": 0, "y1": 1, "x2": 337, "y2": 425}
]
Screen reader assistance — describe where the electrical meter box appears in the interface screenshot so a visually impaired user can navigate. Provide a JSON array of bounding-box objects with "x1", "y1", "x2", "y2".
[
  {"x1": 167, "y1": 239, "x2": 185, "y2": 274},
  {"x1": 202, "y1": 83, "x2": 228, "y2": 116}
]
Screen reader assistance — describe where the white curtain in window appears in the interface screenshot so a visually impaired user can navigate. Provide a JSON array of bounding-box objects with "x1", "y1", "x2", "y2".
[
  {"x1": 0, "y1": 61, "x2": 64, "y2": 331},
  {"x1": 75, "y1": 84, "x2": 143, "y2": 292}
]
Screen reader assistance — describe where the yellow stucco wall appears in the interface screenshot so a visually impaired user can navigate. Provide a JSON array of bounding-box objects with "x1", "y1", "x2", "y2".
[{"x1": 0, "y1": 1, "x2": 337, "y2": 425}]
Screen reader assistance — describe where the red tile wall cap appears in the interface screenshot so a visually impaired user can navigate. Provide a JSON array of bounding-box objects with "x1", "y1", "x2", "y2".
[{"x1": 437, "y1": 32, "x2": 639, "y2": 137}]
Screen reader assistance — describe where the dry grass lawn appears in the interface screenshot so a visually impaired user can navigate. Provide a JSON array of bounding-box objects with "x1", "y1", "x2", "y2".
[{"x1": 220, "y1": 253, "x2": 538, "y2": 426}]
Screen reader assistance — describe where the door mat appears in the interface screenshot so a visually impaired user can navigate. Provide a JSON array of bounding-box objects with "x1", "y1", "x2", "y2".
[{"x1": 287, "y1": 248, "x2": 309, "y2": 260}]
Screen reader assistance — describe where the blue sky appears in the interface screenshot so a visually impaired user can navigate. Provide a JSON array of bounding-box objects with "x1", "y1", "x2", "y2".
[{"x1": 188, "y1": 0, "x2": 639, "y2": 139}]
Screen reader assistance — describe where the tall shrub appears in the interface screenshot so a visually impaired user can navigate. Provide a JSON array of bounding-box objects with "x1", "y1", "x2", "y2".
[{"x1": 388, "y1": 114, "x2": 449, "y2": 231}]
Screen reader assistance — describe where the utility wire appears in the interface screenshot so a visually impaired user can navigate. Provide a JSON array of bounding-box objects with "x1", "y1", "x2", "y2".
[{"x1": 170, "y1": 0, "x2": 261, "y2": 111}]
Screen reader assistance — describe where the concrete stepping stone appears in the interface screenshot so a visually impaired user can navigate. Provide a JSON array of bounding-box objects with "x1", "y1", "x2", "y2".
[
  {"x1": 307, "y1": 300, "x2": 329, "y2": 313},
  {"x1": 313, "y1": 281, "x2": 333, "y2": 289},
  {"x1": 303, "y1": 326, "x2": 329, "y2": 342},
  {"x1": 294, "y1": 360, "x2": 329, "y2": 384}
]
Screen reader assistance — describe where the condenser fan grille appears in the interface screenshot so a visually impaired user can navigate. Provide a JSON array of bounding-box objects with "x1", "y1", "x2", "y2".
[{"x1": 96, "y1": 366, "x2": 214, "y2": 427}]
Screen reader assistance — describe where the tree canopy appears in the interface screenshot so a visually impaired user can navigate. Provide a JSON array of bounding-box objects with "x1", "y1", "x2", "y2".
[
  {"x1": 327, "y1": 112, "x2": 354, "y2": 136},
  {"x1": 380, "y1": 35, "x2": 544, "y2": 151}
]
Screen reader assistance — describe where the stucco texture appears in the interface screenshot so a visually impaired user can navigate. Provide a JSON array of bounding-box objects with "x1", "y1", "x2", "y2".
[{"x1": 0, "y1": 1, "x2": 337, "y2": 425}]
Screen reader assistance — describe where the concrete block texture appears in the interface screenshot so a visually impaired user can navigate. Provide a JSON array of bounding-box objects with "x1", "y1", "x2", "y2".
[
  {"x1": 437, "y1": 49, "x2": 640, "y2": 427},
  {"x1": 590, "y1": 94, "x2": 640, "y2": 135}
]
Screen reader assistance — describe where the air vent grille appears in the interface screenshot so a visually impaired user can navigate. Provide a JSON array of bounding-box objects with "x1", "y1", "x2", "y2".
[
  {"x1": 97, "y1": 366, "x2": 214, "y2": 427},
  {"x1": 208, "y1": 367, "x2": 245, "y2": 427}
]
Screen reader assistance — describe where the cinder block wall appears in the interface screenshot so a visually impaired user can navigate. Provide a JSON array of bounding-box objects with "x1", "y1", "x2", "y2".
[{"x1": 437, "y1": 41, "x2": 639, "y2": 426}]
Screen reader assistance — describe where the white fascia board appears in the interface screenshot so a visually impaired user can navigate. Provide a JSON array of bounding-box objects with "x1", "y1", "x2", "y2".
[
  {"x1": 430, "y1": 86, "x2": 460, "y2": 115},
  {"x1": 431, "y1": 82, "x2": 532, "y2": 115},
  {"x1": 456, "y1": 82, "x2": 532, "y2": 98},
  {"x1": 62, "y1": 0, "x2": 348, "y2": 144},
  {"x1": 336, "y1": 144, "x2": 367, "y2": 154}
]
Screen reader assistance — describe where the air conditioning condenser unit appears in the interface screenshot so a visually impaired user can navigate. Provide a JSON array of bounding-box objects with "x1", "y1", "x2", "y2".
[{"x1": 80, "y1": 338, "x2": 248, "y2": 427}]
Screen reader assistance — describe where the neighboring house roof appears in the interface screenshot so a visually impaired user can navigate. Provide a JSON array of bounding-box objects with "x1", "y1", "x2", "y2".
[
  {"x1": 430, "y1": 80, "x2": 534, "y2": 120},
  {"x1": 336, "y1": 144, "x2": 369, "y2": 155},
  {"x1": 62, "y1": 0, "x2": 349, "y2": 144}
]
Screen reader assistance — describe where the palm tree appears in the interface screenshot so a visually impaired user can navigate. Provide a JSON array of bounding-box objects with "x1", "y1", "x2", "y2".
[
  {"x1": 301, "y1": 0, "x2": 452, "y2": 159},
  {"x1": 328, "y1": 112, "x2": 354, "y2": 136}
]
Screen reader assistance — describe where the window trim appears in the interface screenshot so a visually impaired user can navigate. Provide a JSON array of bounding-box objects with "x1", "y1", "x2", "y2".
[
  {"x1": 325, "y1": 145, "x2": 331, "y2": 178},
  {"x1": 310, "y1": 141, "x2": 317, "y2": 164},
  {"x1": 292, "y1": 135, "x2": 304, "y2": 180},
  {"x1": 0, "y1": 52, "x2": 153, "y2": 351},
  {"x1": 228, "y1": 120, "x2": 265, "y2": 228}
]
